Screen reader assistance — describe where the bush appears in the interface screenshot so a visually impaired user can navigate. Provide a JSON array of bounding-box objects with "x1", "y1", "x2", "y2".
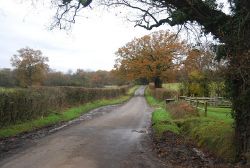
[
  {"x1": 0, "y1": 86, "x2": 129, "y2": 127},
  {"x1": 167, "y1": 101, "x2": 199, "y2": 119},
  {"x1": 148, "y1": 83, "x2": 155, "y2": 90}
]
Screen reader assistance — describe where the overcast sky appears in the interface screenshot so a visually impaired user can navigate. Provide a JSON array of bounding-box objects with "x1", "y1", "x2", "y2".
[
  {"x1": 0, "y1": 0, "x2": 230, "y2": 72},
  {"x1": 0, "y1": 0, "x2": 169, "y2": 72}
]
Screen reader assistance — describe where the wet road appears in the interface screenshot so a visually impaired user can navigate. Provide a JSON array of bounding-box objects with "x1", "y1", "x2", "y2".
[{"x1": 0, "y1": 86, "x2": 164, "y2": 168}]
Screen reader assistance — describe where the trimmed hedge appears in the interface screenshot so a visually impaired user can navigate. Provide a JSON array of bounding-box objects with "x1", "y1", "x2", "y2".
[{"x1": 0, "y1": 86, "x2": 129, "y2": 127}]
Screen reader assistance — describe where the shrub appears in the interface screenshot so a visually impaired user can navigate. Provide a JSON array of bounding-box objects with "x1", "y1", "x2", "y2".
[
  {"x1": 167, "y1": 101, "x2": 199, "y2": 119},
  {"x1": 148, "y1": 83, "x2": 155, "y2": 90}
]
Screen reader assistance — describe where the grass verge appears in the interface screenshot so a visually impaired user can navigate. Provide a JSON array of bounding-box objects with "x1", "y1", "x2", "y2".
[
  {"x1": 146, "y1": 86, "x2": 235, "y2": 162},
  {"x1": 0, "y1": 86, "x2": 138, "y2": 138},
  {"x1": 176, "y1": 105, "x2": 235, "y2": 162},
  {"x1": 175, "y1": 117, "x2": 235, "y2": 162},
  {"x1": 145, "y1": 87, "x2": 180, "y2": 137}
]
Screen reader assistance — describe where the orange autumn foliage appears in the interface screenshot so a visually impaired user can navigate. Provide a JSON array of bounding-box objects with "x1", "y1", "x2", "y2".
[{"x1": 114, "y1": 30, "x2": 186, "y2": 87}]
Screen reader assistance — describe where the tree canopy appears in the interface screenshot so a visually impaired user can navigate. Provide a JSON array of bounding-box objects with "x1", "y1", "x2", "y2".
[
  {"x1": 114, "y1": 30, "x2": 186, "y2": 88},
  {"x1": 54, "y1": 0, "x2": 248, "y2": 46},
  {"x1": 11, "y1": 47, "x2": 49, "y2": 87},
  {"x1": 179, "y1": 45, "x2": 225, "y2": 97}
]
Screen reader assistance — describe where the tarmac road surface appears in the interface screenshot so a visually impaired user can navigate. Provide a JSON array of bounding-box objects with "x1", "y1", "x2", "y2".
[{"x1": 0, "y1": 86, "x2": 166, "y2": 168}]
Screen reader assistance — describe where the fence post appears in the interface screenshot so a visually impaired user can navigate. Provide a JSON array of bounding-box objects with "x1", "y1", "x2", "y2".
[
  {"x1": 196, "y1": 98, "x2": 198, "y2": 110},
  {"x1": 205, "y1": 101, "x2": 208, "y2": 117}
]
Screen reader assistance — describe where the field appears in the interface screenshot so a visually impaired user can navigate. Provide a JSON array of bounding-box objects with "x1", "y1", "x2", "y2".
[
  {"x1": 205, "y1": 107, "x2": 232, "y2": 122},
  {"x1": 146, "y1": 86, "x2": 235, "y2": 162},
  {"x1": 163, "y1": 83, "x2": 180, "y2": 91}
]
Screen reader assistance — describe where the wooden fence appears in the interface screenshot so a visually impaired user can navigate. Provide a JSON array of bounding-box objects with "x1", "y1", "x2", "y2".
[
  {"x1": 165, "y1": 96, "x2": 232, "y2": 117},
  {"x1": 179, "y1": 96, "x2": 231, "y2": 107}
]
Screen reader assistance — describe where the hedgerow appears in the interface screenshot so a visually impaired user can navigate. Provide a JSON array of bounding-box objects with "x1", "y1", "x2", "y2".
[{"x1": 0, "y1": 86, "x2": 129, "y2": 127}]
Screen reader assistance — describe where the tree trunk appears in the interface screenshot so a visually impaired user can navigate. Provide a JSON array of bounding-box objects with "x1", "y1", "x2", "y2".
[
  {"x1": 232, "y1": 2, "x2": 250, "y2": 164},
  {"x1": 233, "y1": 80, "x2": 250, "y2": 163},
  {"x1": 229, "y1": 51, "x2": 250, "y2": 164},
  {"x1": 154, "y1": 76, "x2": 162, "y2": 88},
  {"x1": 235, "y1": 107, "x2": 250, "y2": 164}
]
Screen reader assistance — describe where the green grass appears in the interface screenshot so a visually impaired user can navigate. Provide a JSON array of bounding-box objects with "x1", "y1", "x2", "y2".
[
  {"x1": 206, "y1": 107, "x2": 233, "y2": 122},
  {"x1": 163, "y1": 83, "x2": 180, "y2": 91},
  {"x1": 152, "y1": 108, "x2": 180, "y2": 135},
  {"x1": 0, "y1": 86, "x2": 138, "y2": 138},
  {"x1": 0, "y1": 87, "x2": 15, "y2": 92},
  {"x1": 152, "y1": 108, "x2": 171, "y2": 122},
  {"x1": 145, "y1": 87, "x2": 164, "y2": 107},
  {"x1": 196, "y1": 104, "x2": 233, "y2": 122},
  {"x1": 145, "y1": 87, "x2": 180, "y2": 136},
  {"x1": 146, "y1": 86, "x2": 235, "y2": 162},
  {"x1": 176, "y1": 116, "x2": 235, "y2": 162},
  {"x1": 192, "y1": 106, "x2": 234, "y2": 161},
  {"x1": 104, "y1": 85, "x2": 119, "y2": 88},
  {"x1": 174, "y1": 106, "x2": 235, "y2": 162}
]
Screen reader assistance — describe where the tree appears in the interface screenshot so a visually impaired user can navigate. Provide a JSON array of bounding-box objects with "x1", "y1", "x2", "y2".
[
  {"x1": 0, "y1": 68, "x2": 17, "y2": 87},
  {"x1": 109, "y1": 69, "x2": 128, "y2": 86},
  {"x1": 44, "y1": 69, "x2": 126, "y2": 87},
  {"x1": 114, "y1": 30, "x2": 186, "y2": 88},
  {"x1": 49, "y1": 0, "x2": 249, "y2": 163},
  {"x1": 44, "y1": 71, "x2": 71, "y2": 86},
  {"x1": 11, "y1": 47, "x2": 49, "y2": 87},
  {"x1": 180, "y1": 47, "x2": 215, "y2": 96}
]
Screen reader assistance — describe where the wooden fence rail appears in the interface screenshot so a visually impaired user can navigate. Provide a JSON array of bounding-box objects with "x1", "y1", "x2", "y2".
[
  {"x1": 179, "y1": 96, "x2": 231, "y2": 108},
  {"x1": 169, "y1": 96, "x2": 232, "y2": 117},
  {"x1": 188, "y1": 98, "x2": 208, "y2": 117}
]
